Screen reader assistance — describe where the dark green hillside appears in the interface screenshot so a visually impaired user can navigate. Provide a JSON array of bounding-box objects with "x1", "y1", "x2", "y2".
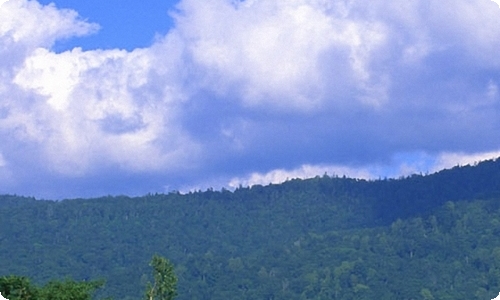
[{"x1": 1, "y1": 158, "x2": 500, "y2": 299}]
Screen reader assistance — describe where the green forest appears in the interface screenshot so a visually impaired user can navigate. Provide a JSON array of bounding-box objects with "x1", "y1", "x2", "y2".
[
  {"x1": 2, "y1": 158, "x2": 500, "y2": 299},
  {"x1": 0, "y1": 255, "x2": 177, "y2": 300}
]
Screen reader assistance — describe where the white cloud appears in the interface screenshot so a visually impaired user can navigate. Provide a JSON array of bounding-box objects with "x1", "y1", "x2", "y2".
[
  {"x1": 0, "y1": 0, "x2": 97, "y2": 50},
  {"x1": 0, "y1": 152, "x2": 5, "y2": 167},
  {"x1": 8, "y1": 45, "x2": 199, "y2": 175},
  {"x1": 432, "y1": 151, "x2": 500, "y2": 172},
  {"x1": 228, "y1": 164, "x2": 377, "y2": 188},
  {"x1": 175, "y1": 0, "x2": 388, "y2": 109}
]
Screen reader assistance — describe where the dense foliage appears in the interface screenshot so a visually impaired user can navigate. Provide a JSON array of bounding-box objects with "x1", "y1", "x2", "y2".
[
  {"x1": 1, "y1": 158, "x2": 500, "y2": 299},
  {"x1": 145, "y1": 255, "x2": 177, "y2": 300},
  {"x1": 0, "y1": 255, "x2": 176, "y2": 300},
  {"x1": 0, "y1": 275, "x2": 105, "y2": 300}
]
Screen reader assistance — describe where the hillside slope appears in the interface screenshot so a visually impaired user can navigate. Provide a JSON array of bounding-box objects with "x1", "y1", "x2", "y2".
[{"x1": 1, "y1": 158, "x2": 500, "y2": 299}]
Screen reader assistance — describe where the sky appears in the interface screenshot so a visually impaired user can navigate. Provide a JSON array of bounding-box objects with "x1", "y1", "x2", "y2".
[{"x1": 1, "y1": 0, "x2": 500, "y2": 199}]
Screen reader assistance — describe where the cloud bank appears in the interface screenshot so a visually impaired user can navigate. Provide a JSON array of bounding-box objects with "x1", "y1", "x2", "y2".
[{"x1": 1, "y1": 0, "x2": 500, "y2": 198}]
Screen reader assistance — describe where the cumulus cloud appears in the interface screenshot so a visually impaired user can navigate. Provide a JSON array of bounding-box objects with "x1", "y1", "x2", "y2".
[
  {"x1": 0, "y1": 0, "x2": 96, "y2": 44},
  {"x1": 10, "y1": 46, "x2": 198, "y2": 175},
  {"x1": 0, "y1": 0, "x2": 500, "y2": 198},
  {"x1": 0, "y1": 0, "x2": 98, "y2": 68},
  {"x1": 174, "y1": 0, "x2": 389, "y2": 109}
]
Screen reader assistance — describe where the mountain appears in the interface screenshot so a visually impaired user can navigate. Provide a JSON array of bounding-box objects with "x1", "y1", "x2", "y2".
[{"x1": 1, "y1": 158, "x2": 500, "y2": 299}]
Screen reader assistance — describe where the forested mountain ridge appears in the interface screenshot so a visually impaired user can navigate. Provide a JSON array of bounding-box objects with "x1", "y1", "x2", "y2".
[{"x1": 1, "y1": 158, "x2": 500, "y2": 299}]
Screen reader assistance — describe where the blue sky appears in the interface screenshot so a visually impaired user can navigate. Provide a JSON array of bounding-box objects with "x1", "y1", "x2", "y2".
[
  {"x1": 1, "y1": 0, "x2": 500, "y2": 199},
  {"x1": 36, "y1": 0, "x2": 179, "y2": 51}
]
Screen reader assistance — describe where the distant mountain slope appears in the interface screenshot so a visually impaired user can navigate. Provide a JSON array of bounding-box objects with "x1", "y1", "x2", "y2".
[{"x1": 1, "y1": 158, "x2": 500, "y2": 299}]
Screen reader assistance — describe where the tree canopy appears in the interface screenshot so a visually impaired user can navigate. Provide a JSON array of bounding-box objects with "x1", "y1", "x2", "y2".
[{"x1": 1, "y1": 158, "x2": 500, "y2": 299}]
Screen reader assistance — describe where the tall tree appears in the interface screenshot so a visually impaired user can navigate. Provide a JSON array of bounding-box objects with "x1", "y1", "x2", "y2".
[{"x1": 145, "y1": 255, "x2": 177, "y2": 300}]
